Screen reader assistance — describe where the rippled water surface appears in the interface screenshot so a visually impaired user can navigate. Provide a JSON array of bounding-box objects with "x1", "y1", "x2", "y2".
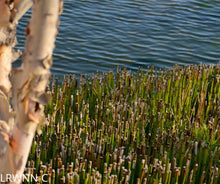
[{"x1": 16, "y1": 0, "x2": 220, "y2": 76}]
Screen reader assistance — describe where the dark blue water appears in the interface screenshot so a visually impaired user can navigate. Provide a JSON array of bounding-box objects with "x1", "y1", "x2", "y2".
[{"x1": 16, "y1": 0, "x2": 220, "y2": 76}]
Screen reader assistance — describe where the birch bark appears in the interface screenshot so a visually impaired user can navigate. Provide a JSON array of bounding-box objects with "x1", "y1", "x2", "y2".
[{"x1": 0, "y1": 0, "x2": 62, "y2": 183}]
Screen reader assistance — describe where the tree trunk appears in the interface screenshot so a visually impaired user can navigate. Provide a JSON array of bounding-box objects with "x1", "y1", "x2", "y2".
[{"x1": 0, "y1": 0, "x2": 62, "y2": 183}]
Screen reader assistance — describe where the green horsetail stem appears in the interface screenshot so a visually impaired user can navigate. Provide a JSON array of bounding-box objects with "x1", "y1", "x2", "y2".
[{"x1": 25, "y1": 64, "x2": 219, "y2": 183}]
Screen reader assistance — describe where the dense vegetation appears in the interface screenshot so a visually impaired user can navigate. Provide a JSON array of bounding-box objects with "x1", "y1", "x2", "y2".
[{"x1": 25, "y1": 64, "x2": 220, "y2": 183}]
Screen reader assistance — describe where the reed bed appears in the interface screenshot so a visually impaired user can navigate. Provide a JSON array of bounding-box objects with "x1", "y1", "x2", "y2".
[{"x1": 25, "y1": 64, "x2": 220, "y2": 184}]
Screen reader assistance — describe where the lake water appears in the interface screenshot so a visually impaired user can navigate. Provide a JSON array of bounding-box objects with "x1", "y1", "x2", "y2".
[{"x1": 16, "y1": 0, "x2": 220, "y2": 76}]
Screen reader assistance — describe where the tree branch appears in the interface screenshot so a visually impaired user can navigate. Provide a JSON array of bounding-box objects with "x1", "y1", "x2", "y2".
[
  {"x1": 12, "y1": 0, "x2": 33, "y2": 24},
  {"x1": 0, "y1": 0, "x2": 62, "y2": 183}
]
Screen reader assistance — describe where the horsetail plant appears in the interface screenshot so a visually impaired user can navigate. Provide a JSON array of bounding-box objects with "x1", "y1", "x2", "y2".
[{"x1": 25, "y1": 64, "x2": 220, "y2": 183}]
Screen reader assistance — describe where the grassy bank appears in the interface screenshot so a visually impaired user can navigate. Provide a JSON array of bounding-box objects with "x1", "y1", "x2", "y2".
[{"x1": 25, "y1": 64, "x2": 220, "y2": 184}]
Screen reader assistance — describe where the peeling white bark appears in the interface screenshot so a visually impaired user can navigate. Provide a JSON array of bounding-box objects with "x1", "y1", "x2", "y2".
[
  {"x1": 0, "y1": 0, "x2": 62, "y2": 182},
  {"x1": 12, "y1": 0, "x2": 33, "y2": 24},
  {"x1": 0, "y1": 46, "x2": 13, "y2": 93}
]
